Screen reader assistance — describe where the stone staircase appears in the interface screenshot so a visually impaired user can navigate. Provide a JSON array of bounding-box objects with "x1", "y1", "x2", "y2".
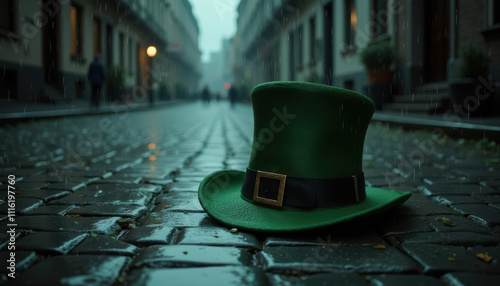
[{"x1": 383, "y1": 82, "x2": 451, "y2": 115}]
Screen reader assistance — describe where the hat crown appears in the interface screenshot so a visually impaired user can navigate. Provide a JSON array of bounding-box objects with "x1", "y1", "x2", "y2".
[{"x1": 248, "y1": 81, "x2": 374, "y2": 179}]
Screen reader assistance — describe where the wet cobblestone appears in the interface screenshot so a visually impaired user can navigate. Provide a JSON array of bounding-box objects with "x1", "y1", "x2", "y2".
[
  {"x1": 1, "y1": 103, "x2": 499, "y2": 284},
  {"x1": 257, "y1": 245, "x2": 418, "y2": 273},
  {"x1": 127, "y1": 266, "x2": 267, "y2": 286},
  {"x1": 0, "y1": 252, "x2": 36, "y2": 275},
  {"x1": 119, "y1": 226, "x2": 176, "y2": 246},
  {"x1": 174, "y1": 227, "x2": 261, "y2": 250},
  {"x1": 0, "y1": 198, "x2": 43, "y2": 215},
  {"x1": 70, "y1": 235, "x2": 138, "y2": 256},
  {"x1": 24, "y1": 205, "x2": 75, "y2": 216},
  {"x1": 139, "y1": 211, "x2": 214, "y2": 228},
  {"x1": 367, "y1": 274, "x2": 445, "y2": 286},
  {"x1": 441, "y1": 272, "x2": 500, "y2": 286},
  {"x1": 132, "y1": 245, "x2": 253, "y2": 268},
  {"x1": 15, "y1": 215, "x2": 121, "y2": 234},
  {"x1": 269, "y1": 272, "x2": 367, "y2": 285},
  {"x1": 16, "y1": 232, "x2": 88, "y2": 255},
  {"x1": 5, "y1": 255, "x2": 130, "y2": 285},
  {"x1": 401, "y1": 244, "x2": 500, "y2": 274}
]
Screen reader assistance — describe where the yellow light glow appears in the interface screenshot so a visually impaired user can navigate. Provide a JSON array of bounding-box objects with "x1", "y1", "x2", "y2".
[
  {"x1": 350, "y1": 7, "x2": 357, "y2": 29},
  {"x1": 148, "y1": 143, "x2": 157, "y2": 150},
  {"x1": 150, "y1": 166, "x2": 157, "y2": 171},
  {"x1": 154, "y1": 151, "x2": 160, "y2": 155},
  {"x1": 149, "y1": 155, "x2": 157, "y2": 161},
  {"x1": 147, "y1": 46, "x2": 157, "y2": 57}
]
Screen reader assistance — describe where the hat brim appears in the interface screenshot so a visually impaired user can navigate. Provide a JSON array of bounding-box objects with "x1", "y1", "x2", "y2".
[{"x1": 198, "y1": 170, "x2": 411, "y2": 232}]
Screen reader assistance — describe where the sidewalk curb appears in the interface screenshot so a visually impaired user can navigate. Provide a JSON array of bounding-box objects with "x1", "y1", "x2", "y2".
[
  {"x1": 2, "y1": 102, "x2": 500, "y2": 142},
  {"x1": 0, "y1": 100, "x2": 186, "y2": 123},
  {"x1": 372, "y1": 113, "x2": 500, "y2": 142}
]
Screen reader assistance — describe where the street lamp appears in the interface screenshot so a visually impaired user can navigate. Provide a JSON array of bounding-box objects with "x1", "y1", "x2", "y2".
[
  {"x1": 147, "y1": 46, "x2": 156, "y2": 104},
  {"x1": 147, "y1": 46, "x2": 157, "y2": 57}
]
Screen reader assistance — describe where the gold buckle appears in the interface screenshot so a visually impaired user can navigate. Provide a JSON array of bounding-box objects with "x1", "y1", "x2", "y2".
[{"x1": 253, "y1": 170, "x2": 287, "y2": 207}]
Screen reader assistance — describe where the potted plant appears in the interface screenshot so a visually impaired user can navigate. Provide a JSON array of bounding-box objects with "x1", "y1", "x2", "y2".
[
  {"x1": 106, "y1": 65, "x2": 125, "y2": 102},
  {"x1": 360, "y1": 42, "x2": 395, "y2": 109},
  {"x1": 360, "y1": 42, "x2": 395, "y2": 84},
  {"x1": 449, "y1": 43, "x2": 491, "y2": 117}
]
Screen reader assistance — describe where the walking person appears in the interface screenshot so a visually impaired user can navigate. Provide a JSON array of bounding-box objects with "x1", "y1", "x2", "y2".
[
  {"x1": 201, "y1": 85, "x2": 211, "y2": 105},
  {"x1": 228, "y1": 85, "x2": 238, "y2": 108},
  {"x1": 87, "y1": 54, "x2": 105, "y2": 107}
]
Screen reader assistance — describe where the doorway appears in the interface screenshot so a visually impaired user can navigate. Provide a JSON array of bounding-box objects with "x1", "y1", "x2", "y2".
[
  {"x1": 106, "y1": 24, "x2": 113, "y2": 68},
  {"x1": 424, "y1": 0, "x2": 450, "y2": 82},
  {"x1": 42, "y1": 0, "x2": 60, "y2": 85},
  {"x1": 323, "y1": 2, "x2": 333, "y2": 85},
  {"x1": 289, "y1": 31, "x2": 295, "y2": 80},
  {"x1": 137, "y1": 45, "x2": 148, "y2": 89}
]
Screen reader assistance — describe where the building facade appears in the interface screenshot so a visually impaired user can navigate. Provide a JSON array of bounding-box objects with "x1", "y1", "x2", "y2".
[
  {"x1": 200, "y1": 39, "x2": 232, "y2": 97},
  {"x1": 0, "y1": 0, "x2": 201, "y2": 103},
  {"x1": 232, "y1": 0, "x2": 500, "y2": 101}
]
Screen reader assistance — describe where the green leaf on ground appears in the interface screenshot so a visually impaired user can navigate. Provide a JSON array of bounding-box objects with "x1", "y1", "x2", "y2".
[{"x1": 436, "y1": 217, "x2": 456, "y2": 227}]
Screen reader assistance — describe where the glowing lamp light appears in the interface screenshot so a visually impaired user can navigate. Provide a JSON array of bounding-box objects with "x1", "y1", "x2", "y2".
[
  {"x1": 148, "y1": 143, "x2": 157, "y2": 150},
  {"x1": 149, "y1": 155, "x2": 157, "y2": 161},
  {"x1": 224, "y1": 82, "x2": 231, "y2": 90},
  {"x1": 350, "y1": 8, "x2": 357, "y2": 29},
  {"x1": 147, "y1": 46, "x2": 157, "y2": 57}
]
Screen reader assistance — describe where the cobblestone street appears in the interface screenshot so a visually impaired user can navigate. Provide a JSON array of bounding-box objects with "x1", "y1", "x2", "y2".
[{"x1": 1, "y1": 102, "x2": 500, "y2": 285}]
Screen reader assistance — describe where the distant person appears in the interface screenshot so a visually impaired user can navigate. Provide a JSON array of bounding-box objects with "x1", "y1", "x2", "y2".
[
  {"x1": 201, "y1": 85, "x2": 211, "y2": 104},
  {"x1": 87, "y1": 54, "x2": 105, "y2": 107},
  {"x1": 228, "y1": 85, "x2": 239, "y2": 107}
]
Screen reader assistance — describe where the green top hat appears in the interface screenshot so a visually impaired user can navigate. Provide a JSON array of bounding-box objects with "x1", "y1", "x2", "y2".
[{"x1": 198, "y1": 81, "x2": 411, "y2": 232}]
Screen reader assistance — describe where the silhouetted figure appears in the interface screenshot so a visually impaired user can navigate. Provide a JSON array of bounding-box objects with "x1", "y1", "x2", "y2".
[
  {"x1": 228, "y1": 85, "x2": 238, "y2": 108},
  {"x1": 201, "y1": 85, "x2": 211, "y2": 104},
  {"x1": 88, "y1": 54, "x2": 105, "y2": 107}
]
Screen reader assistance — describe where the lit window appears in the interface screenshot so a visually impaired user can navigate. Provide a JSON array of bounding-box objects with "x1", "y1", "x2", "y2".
[
  {"x1": 344, "y1": 0, "x2": 357, "y2": 48},
  {"x1": 71, "y1": 4, "x2": 82, "y2": 55},
  {"x1": 93, "y1": 18, "x2": 101, "y2": 57}
]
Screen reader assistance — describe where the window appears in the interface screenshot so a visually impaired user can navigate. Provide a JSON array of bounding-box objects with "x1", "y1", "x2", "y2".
[
  {"x1": 309, "y1": 16, "x2": 316, "y2": 64},
  {"x1": 0, "y1": 0, "x2": 15, "y2": 33},
  {"x1": 119, "y1": 33, "x2": 124, "y2": 69},
  {"x1": 93, "y1": 18, "x2": 101, "y2": 57},
  {"x1": 70, "y1": 3, "x2": 82, "y2": 55},
  {"x1": 371, "y1": 0, "x2": 387, "y2": 36},
  {"x1": 106, "y1": 24, "x2": 113, "y2": 67},
  {"x1": 494, "y1": 0, "x2": 500, "y2": 25},
  {"x1": 128, "y1": 37, "x2": 133, "y2": 74},
  {"x1": 297, "y1": 25, "x2": 303, "y2": 69},
  {"x1": 344, "y1": 0, "x2": 357, "y2": 48},
  {"x1": 289, "y1": 31, "x2": 295, "y2": 80}
]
